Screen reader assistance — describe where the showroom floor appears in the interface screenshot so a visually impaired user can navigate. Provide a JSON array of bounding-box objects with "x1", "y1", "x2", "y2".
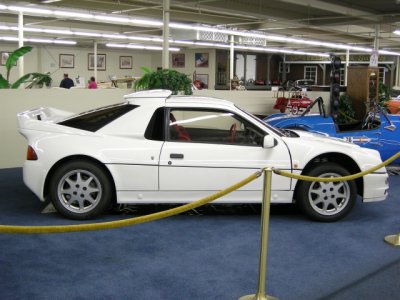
[{"x1": 0, "y1": 168, "x2": 399, "y2": 300}]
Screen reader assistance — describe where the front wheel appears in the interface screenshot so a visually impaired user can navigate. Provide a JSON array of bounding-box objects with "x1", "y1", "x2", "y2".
[
  {"x1": 49, "y1": 160, "x2": 113, "y2": 220},
  {"x1": 296, "y1": 163, "x2": 357, "y2": 222}
]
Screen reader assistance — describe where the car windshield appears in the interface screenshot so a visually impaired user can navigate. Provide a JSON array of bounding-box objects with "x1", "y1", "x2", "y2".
[
  {"x1": 235, "y1": 105, "x2": 284, "y2": 137},
  {"x1": 298, "y1": 80, "x2": 313, "y2": 85}
]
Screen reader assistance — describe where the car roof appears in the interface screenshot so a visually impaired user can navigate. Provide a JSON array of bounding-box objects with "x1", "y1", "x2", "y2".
[{"x1": 124, "y1": 89, "x2": 236, "y2": 109}]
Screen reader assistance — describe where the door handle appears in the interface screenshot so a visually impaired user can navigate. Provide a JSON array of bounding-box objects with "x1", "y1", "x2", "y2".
[{"x1": 170, "y1": 153, "x2": 184, "y2": 159}]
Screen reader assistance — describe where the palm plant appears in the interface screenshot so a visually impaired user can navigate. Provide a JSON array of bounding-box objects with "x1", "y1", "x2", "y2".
[{"x1": 0, "y1": 46, "x2": 52, "y2": 89}]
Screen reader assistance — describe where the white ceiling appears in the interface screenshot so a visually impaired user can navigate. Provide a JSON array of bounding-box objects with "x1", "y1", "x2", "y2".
[{"x1": 1, "y1": 0, "x2": 400, "y2": 55}]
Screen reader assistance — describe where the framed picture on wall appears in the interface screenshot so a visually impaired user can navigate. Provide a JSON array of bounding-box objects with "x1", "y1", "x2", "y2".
[
  {"x1": 1, "y1": 52, "x2": 16, "y2": 66},
  {"x1": 88, "y1": 53, "x2": 106, "y2": 70},
  {"x1": 59, "y1": 54, "x2": 74, "y2": 68},
  {"x1": 172, "y1": 53, "x2": 185, "y2": 68},
  {"x1": 195, "y1": 53, "x2": 209, "y2": 67},
  {"x1": 119, "y1": 56, "x2": 132, "y2": 69},
  {"x1": 194, "y1": 73, "x2": 209, "y2": 89}
]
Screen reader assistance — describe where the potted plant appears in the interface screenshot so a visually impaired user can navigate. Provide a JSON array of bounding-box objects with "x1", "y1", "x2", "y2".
[
  {"x1": 0, "y1": 46, "x2": 52, "y2": 89},
  {"x1": 336, "y1": 93, "x2": 356, "y2": 124},
  {"x1": 134, "y1": 67, "x2": 192, "y2": 95}
]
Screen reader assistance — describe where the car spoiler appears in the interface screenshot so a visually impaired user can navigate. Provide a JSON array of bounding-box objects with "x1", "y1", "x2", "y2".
[{"x1": 17, "y1": 107, "x2": 75, "y2": 130}]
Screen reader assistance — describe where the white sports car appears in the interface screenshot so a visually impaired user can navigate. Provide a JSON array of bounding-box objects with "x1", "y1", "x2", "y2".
[{"x1": 17, "y1": 90, "x2": 388, "y2": 222}]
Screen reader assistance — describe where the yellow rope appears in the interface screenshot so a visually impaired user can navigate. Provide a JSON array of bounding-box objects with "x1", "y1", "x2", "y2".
[
  {"x1": 273, "y1": 151, "x2": 400, "y2": 182},
  {"x1": 0, "y1": 170, "x2": 261, "y2": 234}
]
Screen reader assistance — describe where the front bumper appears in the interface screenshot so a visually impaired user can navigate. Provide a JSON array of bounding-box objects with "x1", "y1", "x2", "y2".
[{"x1": 362, "y1": 172, "x2": 389, "y2": 202}]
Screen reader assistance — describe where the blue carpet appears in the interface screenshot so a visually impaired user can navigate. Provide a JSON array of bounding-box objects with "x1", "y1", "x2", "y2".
[{"x1": 0, "y1": 168, "x2": 399, "y2": 300}]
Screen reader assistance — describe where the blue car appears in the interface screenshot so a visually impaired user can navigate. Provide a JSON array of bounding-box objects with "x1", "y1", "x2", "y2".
[{"x1": 264, "y1": 97, "x2": 400, "y2": 164}]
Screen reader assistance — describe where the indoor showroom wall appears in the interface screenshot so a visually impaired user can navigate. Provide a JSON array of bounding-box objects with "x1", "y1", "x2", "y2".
[
  {"x1": 0, "y1": 88, "x2": 329, "y2": 169},
  {"x1": 1, "y1": 44, "x2": 216, "y2": 88}
]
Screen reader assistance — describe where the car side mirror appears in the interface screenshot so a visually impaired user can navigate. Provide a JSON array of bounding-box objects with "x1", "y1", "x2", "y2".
[{"x1": 263, "y1": 135, "x2": 277, "y2": 148}]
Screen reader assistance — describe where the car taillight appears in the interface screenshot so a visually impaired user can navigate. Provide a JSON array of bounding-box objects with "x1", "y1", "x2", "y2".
[{"x1": 27, "y1": 146, "x2": 38, "y2": 160}]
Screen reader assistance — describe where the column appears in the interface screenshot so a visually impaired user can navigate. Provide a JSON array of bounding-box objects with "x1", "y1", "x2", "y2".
[{"x1": 162, "y1": 0, "x2": 170, "y2": 69}]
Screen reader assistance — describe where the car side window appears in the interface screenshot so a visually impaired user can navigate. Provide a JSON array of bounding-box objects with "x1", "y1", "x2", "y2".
[{"x1": 168, "y1": 108, "x2": 265, "y2": 146}]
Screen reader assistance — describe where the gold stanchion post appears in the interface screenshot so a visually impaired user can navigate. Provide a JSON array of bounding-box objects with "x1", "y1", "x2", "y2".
[
  {"x1": 239, "y1": 168, "x2": 278, "y2": 300},
  {"x1": 384, "y1": 233, "x2": 400, "y2": 246}
]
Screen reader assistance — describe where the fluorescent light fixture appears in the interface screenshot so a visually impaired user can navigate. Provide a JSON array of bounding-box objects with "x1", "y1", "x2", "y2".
[
  {"x1": 73, "y1": 31, "x2": 101, "y2": 37},
  {"x1": 41, "y1": 0, "x2": 62, "y2": 3},
  {"x1": 172, "y1": 40, "x2": 195, "y2": 45},
  {"x1": 101, "y1": 34, "x2": 128, "y2": 39},
  {"x1": 0, "y1": 35, "x2": 76, "y2": 45},
  {"x1": 131, "y1": 19, "x2": 163, "y2": 26},
  {"x1": 379, "y1": 50, "x2": 400, "y2": 56},
  {"x1": 54, "y1": 10, "x2": 94, "y2": 19},
  {"x1": 1, "y1": 4, "x2": 399, "y2": 55},
  {"x1": 8, "y1": 6, "x2": 52, "y2": 15},
  {"x1": 50, "y1": 40, "x2": 76, "y2": 45},
  {"x1": 106, "y1": 43, "x2": 180, "y2": 51},
  {"x1": 0, "y1": 36, "x2": 18, "y2": 41},
  {"x1": 94, "y1": 15, "x2": 130, "y2": 23},
  {"x1": 0, "y1": 25, "x2": 13, "y2": 30},
  {"x1": 394, "y1": 30, "x2": 400, "y2": 35}
]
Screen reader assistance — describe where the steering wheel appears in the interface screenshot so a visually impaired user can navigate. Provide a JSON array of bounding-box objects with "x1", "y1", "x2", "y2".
[
  {"x1": 291, "y1": 105, "x2": 299, "y2": 115},
  {"x1": 361, "y1": 112, "x2": 374, "y2": 130},
  {"x1": 229, "y1": 123, "x2": 237, "y2": 143}
]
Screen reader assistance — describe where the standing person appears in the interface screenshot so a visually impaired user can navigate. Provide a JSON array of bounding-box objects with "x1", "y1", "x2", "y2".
[
  {"x1": 59, "y1": 73, "x2": 74, "y2": 89},
  {"x1": 88, "y1": 76, "x2": 97, "y2": 89}
]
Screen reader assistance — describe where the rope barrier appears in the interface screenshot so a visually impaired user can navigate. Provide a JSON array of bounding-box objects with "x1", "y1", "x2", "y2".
[
  {"x1": 273, "y1": 151, "x2": 400, "y2": 182},
  {"x1": 0, "y1": 170, "x2": 261, "y2": 234}
]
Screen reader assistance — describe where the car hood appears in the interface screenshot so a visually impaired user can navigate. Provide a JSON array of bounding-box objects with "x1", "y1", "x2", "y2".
[
  {"x1": 284, "y1": 128, "x2": 356, "y2": 147},
  {"x1": 265, "y1": 113, "x2": 322, "y2": 123}
]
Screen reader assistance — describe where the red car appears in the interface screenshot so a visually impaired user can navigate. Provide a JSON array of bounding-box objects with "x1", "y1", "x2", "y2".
[{"x1": 273, "y1": 88, "x2": 313, "y2": 114}]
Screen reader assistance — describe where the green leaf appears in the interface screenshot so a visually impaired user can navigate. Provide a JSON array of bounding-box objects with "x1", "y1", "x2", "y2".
[
  {"x1": 0, "y1": 74, "x2": 10, "y2": 88},
  {"x1": 6, "y1": 46, "x2": 32, "y2": 73},
  {"x1": 140, "y1": 66, "x2": 152, "y2": 74},
  {"x1": 10, "y1": 73, "x2": 34, "y2": 89}
]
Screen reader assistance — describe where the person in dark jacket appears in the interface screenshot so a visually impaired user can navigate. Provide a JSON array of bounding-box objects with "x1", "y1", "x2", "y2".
[{"x1": 59, "y1": 73, "x2": 74, "y2": 89}]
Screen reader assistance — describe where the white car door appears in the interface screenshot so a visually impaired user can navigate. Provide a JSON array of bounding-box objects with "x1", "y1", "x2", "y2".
[{"x1": 159, "y1": 108, "x2": 292, "y2": 203}]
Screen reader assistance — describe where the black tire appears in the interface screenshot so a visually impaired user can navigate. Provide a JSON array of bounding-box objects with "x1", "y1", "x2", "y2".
[
  {"x1": 49, "y1": 160, "x2": 113, "y2": 220},
  {"x1": 296, "y1": 162, "x2": 357, "y2": 222}
]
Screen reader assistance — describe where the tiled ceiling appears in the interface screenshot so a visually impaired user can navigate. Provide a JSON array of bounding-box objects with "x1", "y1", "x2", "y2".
[{"x1": 0, "y1": 0, "x2": 400, "y2": 54}]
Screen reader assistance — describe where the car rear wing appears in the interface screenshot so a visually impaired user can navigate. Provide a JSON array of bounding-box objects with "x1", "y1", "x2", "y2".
[{"x1": 17, "y1": 107, "x2": 75, "y2": 129}]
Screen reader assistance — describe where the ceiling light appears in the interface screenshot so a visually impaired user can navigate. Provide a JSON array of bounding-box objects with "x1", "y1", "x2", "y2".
[
  {"x1": 172, "y1": 40, "x2": 195, "y2": 45},
  {"x1": 73, "y1": 31, "x2": 101, "y2": 37},
  {"x1": 94, "y1": 15, "x2": 130, "y2": 23},
  {"x1": 106, "y1": 43, "x2": 180, "y2": 51},
  {"x1": 0, "y1": 35, "x2": 76, "y2": 45},
  {"x1": 130, "y1": 19, "x2": 163, "y2": 26},
  {"x1": 8, "y1": 6, "x2": 52, "y2": 15},
  {"x1": 101, "y1": 34, "x2": 128, "y2": 39},
  {"x1": 53, "y1": 10, "x2": 94, "y2": 19},
  {"x1": 1, "y1": 3, "x2": 399, "y2": 55}
]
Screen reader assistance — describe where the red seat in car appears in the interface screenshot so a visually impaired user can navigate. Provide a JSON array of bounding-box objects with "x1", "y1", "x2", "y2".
[{"x1": 170, "y1": 114, "x2": 191, "y2": 141}]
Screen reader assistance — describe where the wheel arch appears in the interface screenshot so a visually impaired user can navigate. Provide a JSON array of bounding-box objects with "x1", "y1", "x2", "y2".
[
  {"x1": 43, "y1": 155, "x2": 117, "y2": 203},
  {"x1": 297, "y1": 152, "x2": 363, "y2": 197}
]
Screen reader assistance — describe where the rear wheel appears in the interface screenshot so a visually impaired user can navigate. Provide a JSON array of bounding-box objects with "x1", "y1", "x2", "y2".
[
  {"x1": 296, "y1": 163, "x2": 357, "y2": 222},
  {"x1": 49, "y1": 160, "x2": 112, "y2": 220}
]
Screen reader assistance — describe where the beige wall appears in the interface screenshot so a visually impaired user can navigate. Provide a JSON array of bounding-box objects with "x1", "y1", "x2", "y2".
[
  {"x1": 0, "y1": 88, "x2": 329, "y2": 169},
  {"x1": 1, "y1": 44, "x2": 216, "y2": 89}
]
